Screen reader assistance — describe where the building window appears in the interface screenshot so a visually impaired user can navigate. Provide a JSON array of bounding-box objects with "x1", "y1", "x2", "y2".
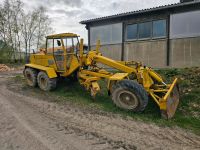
[
  {"x1": 90, "y1": 23, "x2": 122, "y2": 45},
  {"x1": 46, "y1": 39, "x2": 53, "y2": 54},
  {"x1": 126, "y1": 24, "x2": 137, "y2": 40},
  {"x1": 138, "y1": 22, "x2": 152, "y2": 39},
  {"x1": 170, "y1": 10, "x2": 200, "y2": 39},
  {"x1": 125, "y1": 19, "x2": 167, "y2": 41},
  {"x1": 111, "y1": 23, "x2": 123, "y2": 44},
  {"x1": 153, "y1": 20, "x2": 166, "y2": 38}
]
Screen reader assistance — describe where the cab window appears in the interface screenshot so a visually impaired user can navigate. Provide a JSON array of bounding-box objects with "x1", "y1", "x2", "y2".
[{"x1": 46, "y1": 39, "x2": 53, "y2": 54}]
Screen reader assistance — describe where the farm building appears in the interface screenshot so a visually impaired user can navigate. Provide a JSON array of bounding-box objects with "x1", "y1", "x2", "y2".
[{"x1": 81, "y1": 0, "x2": 200, "y2": 68}]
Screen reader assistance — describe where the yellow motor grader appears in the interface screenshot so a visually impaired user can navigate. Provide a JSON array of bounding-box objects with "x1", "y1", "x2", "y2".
[{"x1": 24, "y1": 33, "x2": 179, "y2": 119}]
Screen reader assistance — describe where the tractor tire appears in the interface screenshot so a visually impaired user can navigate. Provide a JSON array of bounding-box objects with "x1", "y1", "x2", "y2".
[
  {"x1": 37, "y1": 71, "x2": 57, "y2": 91},
  {"x1": 111, "y1": 80, "x2": 148, "y2": 112},
  {"x1": 24, "y1": 68, "x2": 37, "y2": 87}
]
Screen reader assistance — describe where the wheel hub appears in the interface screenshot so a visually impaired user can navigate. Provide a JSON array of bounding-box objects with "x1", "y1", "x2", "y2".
[{"x1": 118, "y1": 91, "x2": 139, "y2": 109}]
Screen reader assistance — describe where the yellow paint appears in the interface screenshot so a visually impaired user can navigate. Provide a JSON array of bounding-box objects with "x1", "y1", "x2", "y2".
[
  {"x1": 91, "y1": 81, "x2": 100, "y2": 98},
  {"x1": 25, "y1": 64, "x2": 57, "y2": 78},
  {"x1": 141, "y1": 68, "x2": 154, "y2": 89},
  {"x1": 149, "y1": 92, "x2": 160, "y2": 106},
  {"x1": 29, "y1": 54, "x2": 57, "y2": 69},
  {"x1": 46, "y1": 33, "x2": 79, "y2": 39},
  {"x1": 149, "y1": 69, "x2": 164, "y2": 83},
  {"x1": 93, "y1": 54, "x2": 137, "y2": 74},
  {"x1": 79, "y1": 39, "x2": 84, "y2": 66},
  {"x1": 109, "y1": 73, "x2": 129, "y2": 80},
  {"x1": 80, "y1": 70, "x2": 111, "y2": 78},
  {"x1": 61, "y1": 55, "x2": 80, "y2": 76},
  {"x1": 61, "y1": 39, "x2": 67, "y2": 72},
  {"x1": 164, "y1": 78, "x2": 178, "y2": 100},
  {"x1": 96, "y1": 40, "x2": 100, "y2": 53}
]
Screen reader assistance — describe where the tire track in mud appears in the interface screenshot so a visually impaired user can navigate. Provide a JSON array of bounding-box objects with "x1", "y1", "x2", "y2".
[
  {"x1": 12, "y1": 89, "x2": 199, "y2": 149},
  {"x1": 0, "y1": 77, "x2": 129, "y2": 150},
  {"x1": 1, "y1": 74, "x2": 200, "y2": 150}
]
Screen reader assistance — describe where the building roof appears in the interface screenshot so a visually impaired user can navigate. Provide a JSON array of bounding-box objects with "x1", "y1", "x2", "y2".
[{"x1": 80, "y1": 1, "x2": 200, "y2": 24}]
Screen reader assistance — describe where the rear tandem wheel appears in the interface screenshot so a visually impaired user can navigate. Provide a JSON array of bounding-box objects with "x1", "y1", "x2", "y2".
[
  {"x1": 37, "y1": 71, "x2": 57, "y2": 91},
  {"x1": 24, "y1": 67, "x2": 37, "y2": 87}
]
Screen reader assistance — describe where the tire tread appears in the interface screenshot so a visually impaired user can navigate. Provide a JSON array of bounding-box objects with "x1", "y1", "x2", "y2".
[
  {"x1": 111, "y1": 79, "x2": 148, "y2": 112},
  {"x1": 24, "y1": 67, "x2": 38, "y2": 87},
  {"x1": 37, "y1": 71, "x2": 57, "y2": 91}
]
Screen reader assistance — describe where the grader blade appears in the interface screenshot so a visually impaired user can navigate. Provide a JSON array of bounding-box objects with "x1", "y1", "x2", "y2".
[{"x1": 161, "y1": 79, "x2": 180, "y2": 119}]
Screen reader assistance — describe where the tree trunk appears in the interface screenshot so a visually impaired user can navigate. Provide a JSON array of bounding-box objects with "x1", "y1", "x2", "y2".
[{"x1": 25, "y1": 40, "x2": 28, "y2": 63}]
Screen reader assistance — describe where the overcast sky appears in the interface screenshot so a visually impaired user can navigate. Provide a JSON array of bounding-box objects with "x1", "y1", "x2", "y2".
[{"x1": 0, "y1": 0, "x2": 180, "y2": 40}]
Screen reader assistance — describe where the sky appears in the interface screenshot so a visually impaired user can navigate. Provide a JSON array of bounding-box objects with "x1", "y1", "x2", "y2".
[{"x1": 0, "y1": 0, "x2": 180, "y2": 41}]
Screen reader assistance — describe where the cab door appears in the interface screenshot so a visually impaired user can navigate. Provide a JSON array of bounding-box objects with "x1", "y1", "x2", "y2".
[{"x1": 53, "y1": 39, "x2": 65, "y2": 71}]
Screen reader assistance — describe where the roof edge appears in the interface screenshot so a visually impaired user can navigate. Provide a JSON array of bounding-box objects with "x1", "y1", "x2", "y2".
[{"x1": 80, "y1": 1, "x2": 200, "y2": 24}]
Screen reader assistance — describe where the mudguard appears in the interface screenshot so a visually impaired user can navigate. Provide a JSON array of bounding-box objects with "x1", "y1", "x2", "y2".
[{"x1": 25, "y1": 64, "x2": 57, "y2": 78}]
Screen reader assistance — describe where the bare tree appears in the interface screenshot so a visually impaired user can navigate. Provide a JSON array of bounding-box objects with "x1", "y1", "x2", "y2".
[
  {"x1": 32, "y1": 6, "x2": 52, "y2": 51},
  {"x1": 12, "y1": 0, "x2": 23, "y2": 61},
  {"x1": 21, "y1": 11, "x2": 39, "y2": 59},
  {"x1": 21, "y1": 6, "x2": 52, "y2": 60},
  {"x1": 0, "y1": 0, "x2": 53, "y2": 63}
]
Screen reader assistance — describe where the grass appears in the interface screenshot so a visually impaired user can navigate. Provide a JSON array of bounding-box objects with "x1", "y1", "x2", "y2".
[
  {"x1": 13, "y1": 67, "x2": 200, "y2": 135},
  {"x1": 48, "y1": 68, "x2": 200, "y2": 134}
]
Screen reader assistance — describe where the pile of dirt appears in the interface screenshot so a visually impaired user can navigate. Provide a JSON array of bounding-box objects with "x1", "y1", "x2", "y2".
[{"x1": 0, "y1": 64, "x2": 11, "y2": 72}]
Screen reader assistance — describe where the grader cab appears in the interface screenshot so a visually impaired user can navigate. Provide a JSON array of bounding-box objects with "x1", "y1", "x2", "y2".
[{"x1": 24, "y1": 33, "x2": 180, "y2": 119}]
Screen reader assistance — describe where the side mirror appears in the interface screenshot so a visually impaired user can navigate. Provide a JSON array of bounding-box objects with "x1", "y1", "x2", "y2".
[{"x1": 57, "y1": 40, "x2": 61, "y2": 46}]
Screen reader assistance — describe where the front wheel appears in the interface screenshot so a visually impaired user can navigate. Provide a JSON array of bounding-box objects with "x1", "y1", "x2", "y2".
[
  {"x1": 37, "y1": 71, "x2": 57, "y2": 91},
  {"x1": 111, "y1": 80, "x2": 148, "y2": 112}
]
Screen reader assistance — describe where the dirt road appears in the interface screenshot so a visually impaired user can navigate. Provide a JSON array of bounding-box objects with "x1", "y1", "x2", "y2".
[{"x1": 0, "y1": 71, "x2": 200, "y2": 150}]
